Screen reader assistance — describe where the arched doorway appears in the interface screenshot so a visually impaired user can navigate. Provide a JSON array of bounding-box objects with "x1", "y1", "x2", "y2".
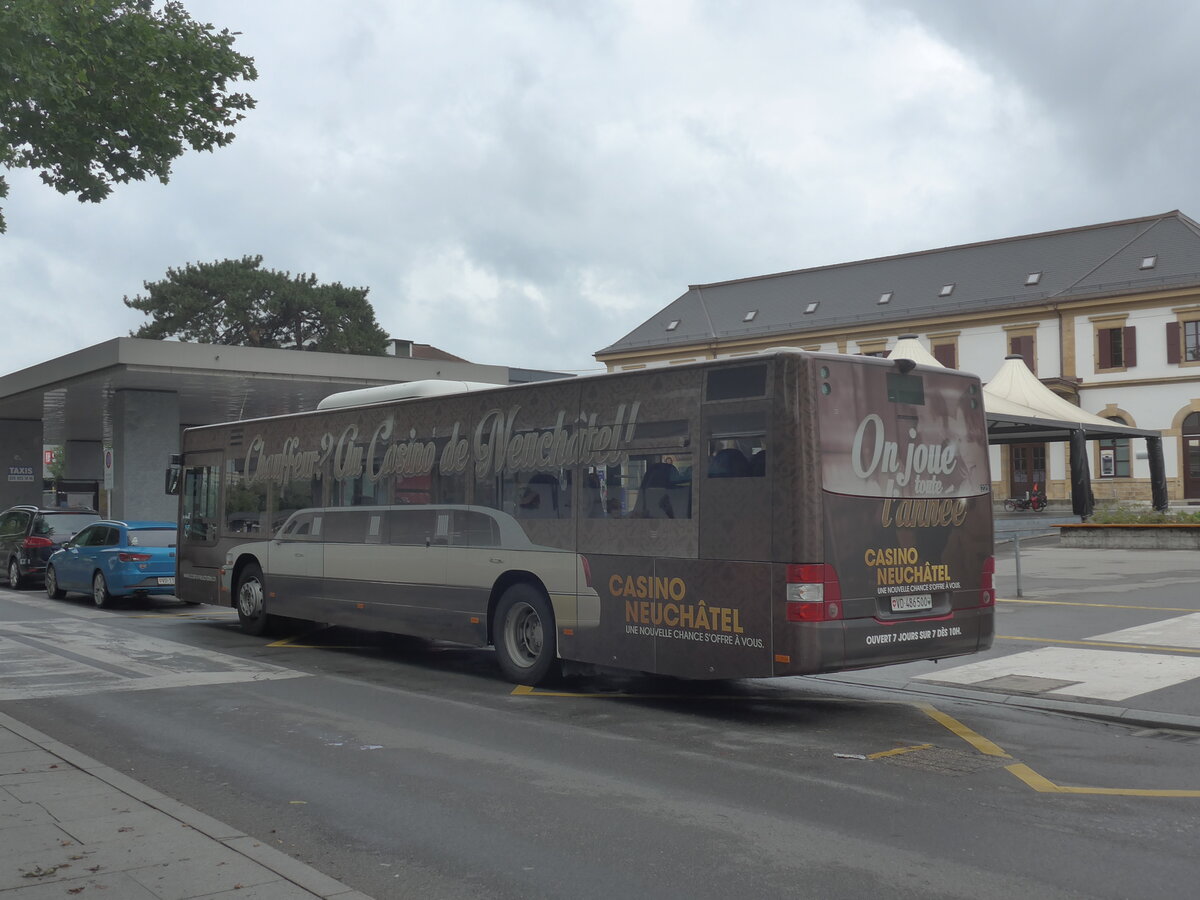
[
  {"x1": 1184, "y1": 413, "x2": 1200, "y2": 499},
  {"x1": 1009, "y1": 443, "x2": 1046, "y2": 499}
]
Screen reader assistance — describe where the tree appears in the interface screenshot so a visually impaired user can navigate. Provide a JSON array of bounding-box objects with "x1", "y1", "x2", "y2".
[
  {"x1": 0, "y1": 0, "x2": 257, "y2": 233},
  {"x1": 125, "y1": 255, "x2": 391, "y2": 355}
]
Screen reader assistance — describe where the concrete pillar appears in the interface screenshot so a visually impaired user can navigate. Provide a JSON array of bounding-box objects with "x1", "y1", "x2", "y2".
[
  {"x1": 0, "y1": 419, "x2": 43, "y2": 508},
  {"x1": 111, "y1": 390, "x2": 179, "y2": 521},
  {"x1": 65, "y1": 440, "x2": 103, "y2": 480}
]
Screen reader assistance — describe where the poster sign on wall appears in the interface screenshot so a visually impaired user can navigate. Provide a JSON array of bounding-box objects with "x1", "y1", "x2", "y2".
[{"x1": 7, "y1": 465, "x2": 34, "y2": 483}]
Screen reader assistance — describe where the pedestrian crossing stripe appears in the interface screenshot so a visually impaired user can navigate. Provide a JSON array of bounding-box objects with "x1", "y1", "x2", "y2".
[{"x1": 915, "y1": 646, "x2": 1200, "y2": 701}]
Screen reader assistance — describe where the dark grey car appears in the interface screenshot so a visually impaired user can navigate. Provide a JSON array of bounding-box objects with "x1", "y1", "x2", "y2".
[{"x1": 0, "y1": 506, "x2": 102, "y2": 588}]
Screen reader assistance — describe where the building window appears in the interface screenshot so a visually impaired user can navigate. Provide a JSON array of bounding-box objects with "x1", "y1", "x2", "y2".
[
  {"x1": 805, "y1": 301, "x2": 819, "y2": 314},
  {"x1": 742, "y1": 310, "x2": 758, "y2": 322},
  {"x1": 1025, "y1": 272, "x2": 1042, "y2": 286},
  {"x1": 1140, "y1": 255, "x2": 1158, "y2": 270},
  {"x1": 878, "y1": 292, "x2": 893, "y2": 305},
  {"x1": 1096, "y1": 324, "x2": 1136, "y2": 371},
  {"x1": 1099, "y1": 417, "x2": 1131, "y2": 478},
  {"x1": 666, "y1": 320, "x2": 680, "y2": 331},
  {"x1": 939, "y1": 283, "x2": 955, "y2": 297},
  {"x1": 1167, "y1": 319, "x2": 1200, "y2": 364}
]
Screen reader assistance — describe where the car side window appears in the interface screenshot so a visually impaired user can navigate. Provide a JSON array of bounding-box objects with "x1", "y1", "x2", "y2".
[
  {"x1": 72, "y1": 526, "x2": 97, "y2": 547},
  {"x1": 102, "y1": 527, "x2": 120, "y2": 547}
]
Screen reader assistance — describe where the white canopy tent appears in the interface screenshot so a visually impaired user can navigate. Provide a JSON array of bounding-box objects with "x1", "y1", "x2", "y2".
[{"x1": 885, "y1": 343, "x2": 1167, "y2": 513}]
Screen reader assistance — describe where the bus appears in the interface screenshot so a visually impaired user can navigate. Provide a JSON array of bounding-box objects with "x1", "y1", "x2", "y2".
[{"x1": 176, "y1": 349, "x2": 995, "y2": 685}]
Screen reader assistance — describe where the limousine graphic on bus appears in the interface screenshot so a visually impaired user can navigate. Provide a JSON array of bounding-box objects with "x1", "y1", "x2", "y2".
[{"x1": 220, "y1": 504, "x2": 601, "y2": 675}]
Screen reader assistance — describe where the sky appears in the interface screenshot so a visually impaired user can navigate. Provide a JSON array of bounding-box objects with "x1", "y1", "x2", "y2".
[{"x1": 3, "y1": 0, "x2": 1199, "y2": 378}]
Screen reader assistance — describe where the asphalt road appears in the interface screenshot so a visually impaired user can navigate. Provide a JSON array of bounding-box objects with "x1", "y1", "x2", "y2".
[{"x1": 2, "y1": 577, "x2": 1199, "y2": 899}]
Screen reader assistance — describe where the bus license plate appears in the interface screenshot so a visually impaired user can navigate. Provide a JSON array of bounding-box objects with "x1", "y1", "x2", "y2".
[
  {"x1": 891, "y1": 593, "x2": 932, "y2": 612},
  {"x1": 158, "y1": 577, "x2": 175, "y2": 586}
]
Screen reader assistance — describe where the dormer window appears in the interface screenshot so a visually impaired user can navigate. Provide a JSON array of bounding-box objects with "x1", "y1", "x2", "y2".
[
  {"x1": 1140, "y1": 255, "x2": 1158, "y2": 270},
  {"x1": 878, "y1": 291, "x2": 893, "y2": 305},
  {"x1": 1025, "y1": 272, "x2": 1042, "y2": 286},
  {"x1": 804, "y1": 301, "x2": 819, "y2": 314},
  {"x1": 939, "y1": 283, "x2": 955, "y2": 297},
  {"x1": 743, "y1": 310, "x2": 758, "y2": 322},
  {"x1": 666, "y1": 319, "x2": 680, "y2": 331}
]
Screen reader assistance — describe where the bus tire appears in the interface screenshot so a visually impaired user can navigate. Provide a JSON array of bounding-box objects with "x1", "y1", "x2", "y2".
[
  {"x1": 235, "y1": 563, "x2": 274, "y2": 636},
  {"x1": 494, "y1": 583, "x2": 559, "y2": 686}
]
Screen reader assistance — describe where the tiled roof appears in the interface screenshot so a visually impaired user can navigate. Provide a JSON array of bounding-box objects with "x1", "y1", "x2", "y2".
[{"x1": 597, "y1": 210, "x2": 1200, "y2": 357}]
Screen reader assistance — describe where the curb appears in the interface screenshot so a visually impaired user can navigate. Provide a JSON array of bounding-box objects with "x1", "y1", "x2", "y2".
[
  {"x1": 813, "y1": 676, "x2": 1200, "y2": 733},
  {"x1": 0, "y1": 711, "x2": 372, "y2": 900}
]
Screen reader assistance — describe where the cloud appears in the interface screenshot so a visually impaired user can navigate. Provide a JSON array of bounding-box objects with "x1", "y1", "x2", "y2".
[{"x1": 2, "y1": 0, "x2": 1195, "y2": 379}]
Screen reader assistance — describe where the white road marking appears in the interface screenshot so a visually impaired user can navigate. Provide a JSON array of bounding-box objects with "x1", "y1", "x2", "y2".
[
  {"x1": 0, "y1": 618, "x2": 305, "y2": 701},
  {"x1": 1089, "y1": 612, "x2": 1200, "y2": 649},
  {"x1": 914, "y1": 646, "x2": 1200, "y2": 701}
]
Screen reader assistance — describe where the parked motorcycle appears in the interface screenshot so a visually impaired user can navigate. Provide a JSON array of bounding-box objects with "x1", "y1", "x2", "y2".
[{"x1": 1004, "y1": 483, "x2": 1047, "y2": 512}]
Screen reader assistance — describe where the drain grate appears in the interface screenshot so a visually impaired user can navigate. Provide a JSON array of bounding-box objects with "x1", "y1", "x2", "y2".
[
  {"x1": 969, "y1": 674, "x2": 1081, "y2": 694},
  {"x1": 877, "y1": 745, "x2": 1009, "y2": 776}
]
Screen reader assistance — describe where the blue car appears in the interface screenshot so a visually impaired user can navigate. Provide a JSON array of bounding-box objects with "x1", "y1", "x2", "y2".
[{"x1": 45, "y1": 520, "x2": 177, "y2": 608}]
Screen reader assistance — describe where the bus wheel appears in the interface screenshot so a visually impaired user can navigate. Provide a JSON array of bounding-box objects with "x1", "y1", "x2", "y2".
[
  {"x1": 236, "y1": 563, "x2": 273, "y2": 636},
  {"x1": 494, "y1": 583, "x2": 559, "y2": 685}
]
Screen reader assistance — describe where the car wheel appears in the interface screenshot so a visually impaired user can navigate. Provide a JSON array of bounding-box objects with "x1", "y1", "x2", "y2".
[
  {"x1": 92, "y1": 571, "x2": 114, "y2": 609},
  {"x1": 494, "y1": 583, "x2": 559, "y2": 685},
  {"x1": 46, "y1": 565, "x2": 66, "y2": 599},
  {"x1": 235, "y1": 563, "x2": 274, "y2": 636},
  {"x1": 8, "y1": 558, "x2": 23, "y2": 590}
]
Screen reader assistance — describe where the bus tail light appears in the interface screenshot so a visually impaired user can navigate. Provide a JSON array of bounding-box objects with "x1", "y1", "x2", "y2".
[
  {"x1": 786, "y1": 564, "x2": 843, "y2": 622},
  {"x1": 579, "y1": 555, "x2": 593, "y2": 588},
  {"x1": 979, "y1": 555, "x2": 995, "y2": 606}
]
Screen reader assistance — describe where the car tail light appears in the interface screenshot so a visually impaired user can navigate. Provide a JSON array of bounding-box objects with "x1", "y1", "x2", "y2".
[
  {"x1": 118, "y1": 552, "x2": 153, "y2": 563},
  {"x1": 785, "y1": 563, "x2": 843, "y2": 622},
  {"x1": 980, "y1": 555, "x2": 995, "y2": 606},
  {"x1": 579, "y1": 554, "x2": 593, "y2": 588},
  {"x1": 22, "y1": 537, "x2": 53, "y2": 549}
]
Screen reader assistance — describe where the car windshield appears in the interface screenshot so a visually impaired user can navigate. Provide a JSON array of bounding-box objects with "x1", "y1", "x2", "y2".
[
  {"x1": 127, "y1": 528, "x2": 176, "y2": 548},
  {"x1": 33, "y1": 513, "x2": 100, "y2": 537}
]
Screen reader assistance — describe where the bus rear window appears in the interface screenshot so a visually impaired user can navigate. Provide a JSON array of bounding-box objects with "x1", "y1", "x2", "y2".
[{"x1": 886, "y1": 373, "x2": 924, "y2": 406}]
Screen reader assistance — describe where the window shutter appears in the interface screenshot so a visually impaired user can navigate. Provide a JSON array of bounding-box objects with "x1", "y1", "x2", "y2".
[
  {"x1": 1010, "y1": 335, "x2": 1034, "y2": 373},
  {"x1": 1166, "y1": 321, "x2": 1181, "y2": 364},
  {"x1": 1098, "y1": 329, "x2": 1112, "y2": 369},
  {"x1": 1123, "y1": 326, "x2": 1136, "y2": 367},
  {"x1": 933, "y1": 343, "x2": 957, "y2": 368}
]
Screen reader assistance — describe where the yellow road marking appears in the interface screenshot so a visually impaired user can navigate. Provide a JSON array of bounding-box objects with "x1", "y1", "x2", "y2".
[
  {"x1": 868, "y1": 743, "x2": 933, "y2": 759},
  {"x1": 924, "y1": 708, "x2": 1200, "y2": 798},
  {"x1": 999, "y1": 598, "x2": 1196, "y2": 612},
  {"x1": 267, "y1": 626, "x2": 380, "y2": 650},
  {"x1": 916, "y1": 704, "x2": 1011, "y2": 758},
  {"x1": 998, "y1": 634, "x2": 1200, "y2": 655},
  {"x1": 515, "y1": 685, "x2": 1200, "y2": 797}
]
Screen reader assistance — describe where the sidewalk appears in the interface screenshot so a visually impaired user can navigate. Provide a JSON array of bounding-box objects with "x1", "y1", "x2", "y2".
[
  {"x1": 830, "y1": 537, "x2": 1200, "y2": 731},
  {"x1": 0, "y1": 711, "x2": 371, "y2": 900}
]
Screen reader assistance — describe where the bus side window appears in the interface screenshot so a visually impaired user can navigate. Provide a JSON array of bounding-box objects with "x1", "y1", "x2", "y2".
[
  {"x1": 323, "y1": 510, "x2": 369, "y2": 543},
  {"x1": 625, "y1": 456, "x2": 692, "y2": 519},
  {"x1": 707, "y1": 437, "x2": 766, "y2": 478},
  {"x1": 385, "y1": 508, "x2": 437, "y2": 546}
]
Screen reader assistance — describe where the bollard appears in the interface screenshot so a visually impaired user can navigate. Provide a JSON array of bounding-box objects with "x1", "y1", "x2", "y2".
[{"x1": 1013, "y1": 531, "x2": 1023, "y2": 598}]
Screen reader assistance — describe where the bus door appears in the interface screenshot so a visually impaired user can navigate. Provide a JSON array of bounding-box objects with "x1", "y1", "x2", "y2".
[{"x1": 178, "y1": 451, "x2": 223, "y2": 604}]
